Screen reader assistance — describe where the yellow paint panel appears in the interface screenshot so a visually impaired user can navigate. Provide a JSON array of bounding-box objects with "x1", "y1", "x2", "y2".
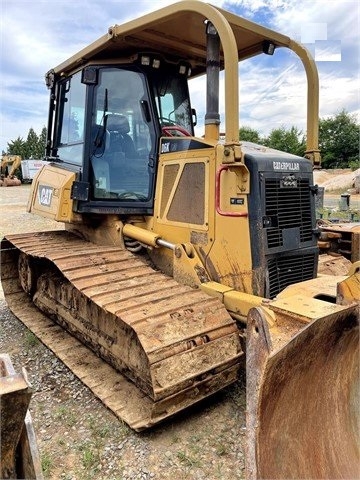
[
  {"x1": 270, "y1": 295, "x2": 350, "y2": 323},
  {"x1": 28, "y1": 165, "x2": 78, "y2": 223}
]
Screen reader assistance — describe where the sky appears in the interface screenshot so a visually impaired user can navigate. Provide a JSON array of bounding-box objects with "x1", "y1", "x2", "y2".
[{"x1": 0, "y1": 0, "x2": 359, "y2": 152}]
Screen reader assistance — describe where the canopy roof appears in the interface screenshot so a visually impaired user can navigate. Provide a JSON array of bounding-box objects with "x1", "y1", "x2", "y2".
[
  {"x1": 51, "y1": 1, "x2": 319, "y2": 157},
  {"x1": 53, "y1": 1, "x2": 291, "y2": 77}
]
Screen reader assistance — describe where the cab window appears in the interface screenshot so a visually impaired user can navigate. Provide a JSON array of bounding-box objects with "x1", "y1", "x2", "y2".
[{"x1": 57, "y1": 71, "x2": 86, "y2": 165}]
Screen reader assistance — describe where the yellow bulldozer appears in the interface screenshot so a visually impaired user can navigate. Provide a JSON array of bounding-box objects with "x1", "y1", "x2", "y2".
[{"x1": 1, "y1": 2, "x2": 359, "y2": 478}]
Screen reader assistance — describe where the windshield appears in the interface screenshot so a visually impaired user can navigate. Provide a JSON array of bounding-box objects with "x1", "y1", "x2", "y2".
[
  {"x1": 153, "y1": 73, "x2": 193, "y2": 135},
  {"x1": 90, "y1": 67, "x2": 155, "y2": 201}
]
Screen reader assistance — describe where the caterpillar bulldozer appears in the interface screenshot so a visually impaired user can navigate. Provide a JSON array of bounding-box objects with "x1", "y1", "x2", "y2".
[{"x1": 1, "y1": 2, "x2": 359, "y2": 478}]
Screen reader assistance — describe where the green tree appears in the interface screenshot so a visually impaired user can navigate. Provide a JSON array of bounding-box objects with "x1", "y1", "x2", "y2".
[
  {"x1": 6, "y1": 126, "x2": 47, "y2": 160},
  {"x1": 25, "y1": 127, "x2": 39, "y2": 159},
  {"x1": 35, "y1": 127, "x2": 47, "y2": 158},
  {"x1": 263, "y1": 126, "x2": 306, "y2": 157},
  {"x1": 7, "y1": 136, "x2": 27, "y2": 158},
  {"x1": 239, "y1": 126, "x2": 262, "y2": 143},
  {"x1": 319, "y1": 109, "x2": 359, "y2": 169}
]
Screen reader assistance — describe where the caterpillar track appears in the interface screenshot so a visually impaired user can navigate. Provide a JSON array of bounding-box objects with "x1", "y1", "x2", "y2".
[{"x1": 1, "y1": 231, "x2": 242, "y2": 430}]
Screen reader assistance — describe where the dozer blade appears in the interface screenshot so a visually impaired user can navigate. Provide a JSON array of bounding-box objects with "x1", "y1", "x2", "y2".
[
  {"x1": 246, "y1": 278, "x2": 359, "y2": 479},
  {"x1": 0, "y1": 354, "x2": 43, "y2": 480},
  {"x1": 1, "y1": 231, "x2": 242, "y2": 430}
]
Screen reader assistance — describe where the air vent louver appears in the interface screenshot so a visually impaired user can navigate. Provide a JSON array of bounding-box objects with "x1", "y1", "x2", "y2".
[
  {"x1": 267, "y1": 253, "x2": 316, "y2": 298},
  {"x1": 265, "y1": 178, "x2": 313, "y2": 249}
]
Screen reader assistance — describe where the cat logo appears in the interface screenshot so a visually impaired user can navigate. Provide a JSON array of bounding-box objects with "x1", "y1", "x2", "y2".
[
  {"x1": 161, "y1": 141, "x2": 170, "y2": 153},
  {"x1": 38, "y1": 185, "x2": 53, "y2": 206}
]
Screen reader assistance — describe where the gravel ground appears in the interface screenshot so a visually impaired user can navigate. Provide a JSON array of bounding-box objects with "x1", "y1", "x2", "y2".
[
  {"x1": 0, "y1": 304, "x2": 247, "y2": 480},
  {"x1": 0, "y1": 185, "x2": 247, "y2": 480}
]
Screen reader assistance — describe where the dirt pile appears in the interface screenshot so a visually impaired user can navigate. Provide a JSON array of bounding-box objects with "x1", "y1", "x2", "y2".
[{"x1": 313, "y1": 168, "x2": 360, "y2": 192}]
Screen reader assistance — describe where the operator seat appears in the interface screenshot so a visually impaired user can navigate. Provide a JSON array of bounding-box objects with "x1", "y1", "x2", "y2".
[{"x1": 106, "y1": 114, "x2": 136, "y2": 158}]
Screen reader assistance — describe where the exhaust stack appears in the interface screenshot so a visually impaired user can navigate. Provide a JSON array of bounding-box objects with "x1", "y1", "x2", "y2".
[{"x1": 205, "y1": 21, "x2": 220, "y2": 141}]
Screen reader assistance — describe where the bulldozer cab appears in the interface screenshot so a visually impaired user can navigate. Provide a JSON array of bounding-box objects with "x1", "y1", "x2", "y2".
[{"x1": 52, "y1": 60, "x2": 193, "y2": 211}]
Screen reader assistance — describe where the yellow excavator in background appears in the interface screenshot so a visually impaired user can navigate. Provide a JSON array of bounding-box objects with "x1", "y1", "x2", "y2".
[
  {"x1": 0, "y1": 155, "x2": 22, "y2": 186},
  {"x1": 1, "y1": 2, "x2": 359, "y2": 478}
]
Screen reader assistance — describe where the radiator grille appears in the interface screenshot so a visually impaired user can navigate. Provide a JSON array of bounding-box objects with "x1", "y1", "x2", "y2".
[
  {"x1": 265, "y1": 177, "x2": 313, "y2": 249},
  {"x1": 267, "y1": 253, "x2": 316, "y2": 298}
]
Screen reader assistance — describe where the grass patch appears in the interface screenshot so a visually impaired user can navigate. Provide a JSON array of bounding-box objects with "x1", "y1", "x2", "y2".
[
  {"x1": 215, "y1": 441, "x2": 228, "y2": 456},
  {"x1": 76, "y1": 440, "x2": 101, "y2": 476},
  {"x1": 54, "y1": 404, "x2": 77, "y2": 427},
  {"x1": 81, "y1": 446, "x2": 99, "y2": 469},
  {"x1": 176, "y1": 450, "x2": 202, "y2": 468},
  {"x1": 41, "y1": 452, "x2": 53, "y2": 477},
  {"x1": 24, "y1": 330, "x2": 39, "y2": 350},
  {"x1": 87, "y1": 414, "x2": 129, "y2": 444}
]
